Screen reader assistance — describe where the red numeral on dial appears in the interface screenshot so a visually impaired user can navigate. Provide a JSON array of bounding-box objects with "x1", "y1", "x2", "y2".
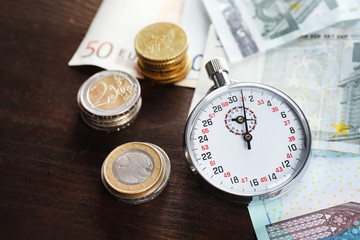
[
  {"x1": 202, "y1": 128, "x2": 209, "y2": 134},
  {"x1": 272, "y1": 107, "x2": 279, "y2": 112},
  {"x1": 241, "y1": 177, "x2": 248, "y2": 183},
  {"x1": 201, "y1": 145, "x2": 209, "y2": 151},
  {"x1": 221, "y1": 102, "x2": 229, "y2": 107}
]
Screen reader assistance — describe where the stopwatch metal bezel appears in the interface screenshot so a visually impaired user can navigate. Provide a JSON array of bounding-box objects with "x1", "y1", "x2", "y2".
[{"x1": 184, "y1": 81, "x2": 312, "y2": 203}]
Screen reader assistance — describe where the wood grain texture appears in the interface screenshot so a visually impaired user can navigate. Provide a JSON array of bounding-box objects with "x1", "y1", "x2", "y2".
[{"x1": 0, "y1": 1, "x2": 256, "y2": 239}]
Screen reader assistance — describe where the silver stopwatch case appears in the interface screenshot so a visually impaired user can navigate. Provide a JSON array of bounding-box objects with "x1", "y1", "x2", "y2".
[{"x1": 184, "y1": 58, "x2": 311, "y2": 203}]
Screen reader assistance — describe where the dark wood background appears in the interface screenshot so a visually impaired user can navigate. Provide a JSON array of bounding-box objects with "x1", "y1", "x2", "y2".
[{"x1": 0, "y1": 1, "x2": 256, "y2": 239}]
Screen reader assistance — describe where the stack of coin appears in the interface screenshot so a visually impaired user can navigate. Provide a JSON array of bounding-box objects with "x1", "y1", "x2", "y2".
[
  {"x1": 135, "y1": 22, "x2": 191, "y2": 84},
  {"x1": 77, "y1": 70, "x2": 141, "y2": 132},
  {"x1": 101, "y1": 142, "x2": 171, "y2": 204}
]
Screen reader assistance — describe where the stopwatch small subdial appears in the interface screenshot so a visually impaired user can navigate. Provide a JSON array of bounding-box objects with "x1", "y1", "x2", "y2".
[{"x1": 224, "y1": 106, "x2": 257, "y2": 135}]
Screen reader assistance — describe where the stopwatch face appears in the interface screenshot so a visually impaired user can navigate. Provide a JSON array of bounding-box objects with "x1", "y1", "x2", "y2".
[{"x1": 184, "y1": 82, "x2": 311, "y2": 202}]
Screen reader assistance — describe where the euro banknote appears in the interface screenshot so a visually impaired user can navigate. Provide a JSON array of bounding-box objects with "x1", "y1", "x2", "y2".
[
  {"x1": 248, "y1": 150, "x2": 360, "y2": 239},
  {"x1": 202, "y1": 0, "x2": 360, "y2": 63},
  {"x1": 69, "y1": 0, "x2": 210, "y2": 88}
]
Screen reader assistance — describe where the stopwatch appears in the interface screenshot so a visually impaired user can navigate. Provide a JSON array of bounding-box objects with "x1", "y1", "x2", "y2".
[{"x1": 184, "y1": 58, "x2": 311, "y2": 203}]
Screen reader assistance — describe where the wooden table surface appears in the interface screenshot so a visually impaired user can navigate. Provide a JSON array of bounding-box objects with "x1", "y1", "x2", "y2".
[{"x1": 0, "y1": 1, "x2": 256, "y2": 239}]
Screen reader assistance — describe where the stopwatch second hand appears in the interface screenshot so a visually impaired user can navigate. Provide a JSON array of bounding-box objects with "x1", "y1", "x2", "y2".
[{"x1": 241, "y1": 90, "x2": 252, "y2": 150}]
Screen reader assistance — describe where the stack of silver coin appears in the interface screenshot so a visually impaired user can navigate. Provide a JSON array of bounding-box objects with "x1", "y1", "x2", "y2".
[
  {"x1": 101, "y1": 142, "x2": 171, "y2": 204},
  {"x1": 77, "y1": 70, "x2": 142, "y2": 132}
]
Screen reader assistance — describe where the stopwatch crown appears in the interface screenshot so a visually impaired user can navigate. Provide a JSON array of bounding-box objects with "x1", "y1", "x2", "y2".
[
  {"x1": 205, "y1": 58, "x2": 231, "y2": 88},
  {"x1": 205, "y1": 58, "x2": 229, "y2": 77}
]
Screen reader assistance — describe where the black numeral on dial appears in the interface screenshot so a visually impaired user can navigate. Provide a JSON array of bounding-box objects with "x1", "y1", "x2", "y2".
[
  {"x1": 202, "y1": 119, "x2": 213, "y2": 127},
  {"x1": 212, "y1": 105, "x2": 222, "y2": 113},
  {"x1": 288, "y1": 144, "x2": 297, "y2": 151},
  {"x1": 213, "y1": 166, "x2": 224, "y2": 174},
  {"x1": 201, "y1": 152, "x2": 212, "y2": 160},
  {"x1": 228, "y1": 96, "x2": 238, "y2": 104},
  {"x1": 198, "y1": 135, "x2": 208, "y2": 143}
]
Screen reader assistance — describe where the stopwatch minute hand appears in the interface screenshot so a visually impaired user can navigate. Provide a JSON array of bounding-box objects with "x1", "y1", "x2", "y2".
[{"x1": 241, "y1": 90, "x2": 252, "y2": 150}]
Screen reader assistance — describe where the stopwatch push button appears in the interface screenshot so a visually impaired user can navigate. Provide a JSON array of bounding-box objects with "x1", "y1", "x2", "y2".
[{"x1": 205, "y1": 57, "x2": 231, "y2": 87}]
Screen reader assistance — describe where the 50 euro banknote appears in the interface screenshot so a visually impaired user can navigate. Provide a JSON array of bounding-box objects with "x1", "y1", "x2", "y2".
[{"x1": 69, "y1": 0, "x2": 210, "y2": 88}]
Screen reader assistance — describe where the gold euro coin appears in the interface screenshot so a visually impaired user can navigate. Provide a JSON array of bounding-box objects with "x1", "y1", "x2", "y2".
[
  {"x1": 135, "y1": 22, "x2": 188, "y2": 62},
  {"x1": 137, "y1": 53, "x2": 186, "y2": 72},
  {"x1": 135, "y1": 22, "x2": 191, "y2": 84},
  {"x1": 139, "y1": 54, "x2": 192, "y2": 84},
  {"x1": 138, "y1": 54, "x2": 189, "y2": 73}
]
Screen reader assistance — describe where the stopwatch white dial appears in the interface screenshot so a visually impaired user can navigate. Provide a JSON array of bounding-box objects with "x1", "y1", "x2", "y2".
[
  {"x1": 184, "y1": 58, "x2": 311, "y2": 203},
  {"x1": 185, "y1": 82, "x2": 311, "y2": 203}
]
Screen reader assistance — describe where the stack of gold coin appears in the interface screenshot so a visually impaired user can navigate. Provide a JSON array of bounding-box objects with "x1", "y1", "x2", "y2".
[
  {"x1": 77, "y1": 70, "x2": 141, "y2": 132},
  {"x1": 135, "y1": 22, "x2": 191, "y2": 84},
  {"x1": 101, "y1": 142, "x2": 171, "y2": 204}
]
